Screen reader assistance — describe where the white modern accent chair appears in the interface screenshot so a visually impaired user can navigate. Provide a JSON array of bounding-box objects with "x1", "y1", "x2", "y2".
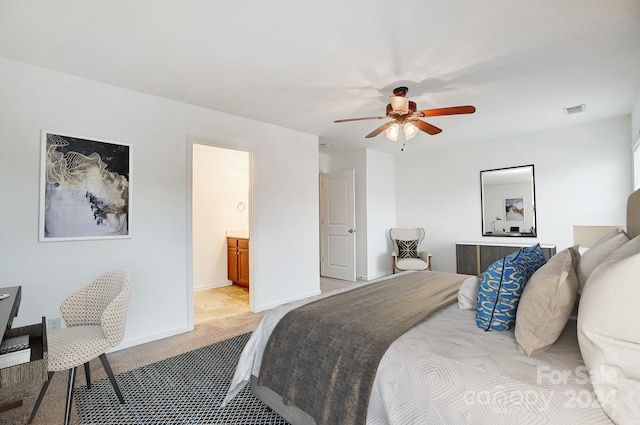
[
  {"x1": 28, "y1": 271, "x2": 132, "y2": 425},
  {"x1": 390, "y1": 228, "x2": 433, "y2": 273}
]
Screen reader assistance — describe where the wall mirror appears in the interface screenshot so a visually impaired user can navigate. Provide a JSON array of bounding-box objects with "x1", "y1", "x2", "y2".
[{"x1": 481, "y1": 164, "x2": 537, "y2": 237}]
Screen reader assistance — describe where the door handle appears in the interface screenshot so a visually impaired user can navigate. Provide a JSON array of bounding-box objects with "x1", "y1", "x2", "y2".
[{"x1": 348, "y1": 229, "x2": 355, "y2": 233}]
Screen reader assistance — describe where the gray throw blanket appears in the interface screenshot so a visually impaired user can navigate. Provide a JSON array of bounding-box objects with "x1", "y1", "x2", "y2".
[{"x1": 257, "y1": 271, "x2": 467, "y2": 425}]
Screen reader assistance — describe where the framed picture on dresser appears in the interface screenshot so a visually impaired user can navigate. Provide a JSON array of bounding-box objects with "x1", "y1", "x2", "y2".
[{"x1": 39, "y1": 130, "x2": 131, "y2": 241}]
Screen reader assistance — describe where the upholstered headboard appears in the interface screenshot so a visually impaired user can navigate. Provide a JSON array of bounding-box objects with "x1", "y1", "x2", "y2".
[{"x1": 627, "y1": 188, "x2": 640, "y2": 238}]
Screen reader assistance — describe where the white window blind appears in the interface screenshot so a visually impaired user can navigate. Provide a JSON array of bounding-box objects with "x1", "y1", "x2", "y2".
[{"x1": 634, "y1": 137, "x2": 640, "y2": 190}]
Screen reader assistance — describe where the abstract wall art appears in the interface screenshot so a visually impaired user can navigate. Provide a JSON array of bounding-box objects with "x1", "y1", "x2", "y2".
[{"x1": 39, "y1": 131, "x2": 131, "y2": 241}]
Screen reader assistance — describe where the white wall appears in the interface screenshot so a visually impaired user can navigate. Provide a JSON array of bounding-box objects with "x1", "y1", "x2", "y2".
[
  {"x1": 319, "y1": 152, "x2": 331, "y2": 174},
  {"x1": 192, "y1": 144, "x2": 249, "y2": 290},
  {"x1": 396, "y1": 116, "x2": 633, "y2": 273},
  {"x1": 365, "y1": 150, "x2": 396, "y2": 279},
  {"x1": 0, "y1": 57, "x2": 319, "y2": 349}
]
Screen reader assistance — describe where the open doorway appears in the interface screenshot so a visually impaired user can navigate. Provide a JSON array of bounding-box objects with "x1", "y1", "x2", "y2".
[{"x1": 191, "y1": 143, "x2": 251, "y2": 325}]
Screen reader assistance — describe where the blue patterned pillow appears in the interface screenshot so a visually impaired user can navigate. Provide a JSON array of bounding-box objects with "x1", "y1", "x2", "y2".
[
  {"x1": 476, "y1": 246, "x2": 546, "y2": 331},
  {"x1": 520, "y1": 244, "x2": 547, "y2": 278}
]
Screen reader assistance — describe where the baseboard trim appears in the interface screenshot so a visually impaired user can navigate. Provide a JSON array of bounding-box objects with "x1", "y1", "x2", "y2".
[
  {"x1": 193, "y1": 280, "x2": 232, "y2": 292},
  {"x1": 112, "y1": 324, "x2": 191, "y2": 352},
  {"x1": 254, "y1": 289, "x2": 321, "y2": 313}
]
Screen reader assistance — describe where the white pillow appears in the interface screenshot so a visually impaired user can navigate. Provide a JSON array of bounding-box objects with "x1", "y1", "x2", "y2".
[
  {"x1": 515, "y1": 247, "x2": 578, "y2": 356},
  {"x1": 576, "y1": 228, "x2": 629, "y2": 292},
  {"x1": 457, "y1": 276, "x2": 481, "y2": 310},
  {"x1": 601, "y1": 233, "x2": 640, "y2": 263},
  {"x1": 577, "y1": 235, "x2": 640, "y2": 424}
]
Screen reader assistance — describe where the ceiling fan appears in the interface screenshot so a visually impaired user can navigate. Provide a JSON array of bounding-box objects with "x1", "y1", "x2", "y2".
[{"x1": 334, "y1": 86, "x2": 475, "y2": 149}]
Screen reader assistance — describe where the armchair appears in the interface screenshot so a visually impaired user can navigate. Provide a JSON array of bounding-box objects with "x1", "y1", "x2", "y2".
[
  {"x1": 28, "y1": 270, "x2": 131, "y2": 425},
  {"x1": 389, "y1": 227, "x2": 432, "y2": 273}
]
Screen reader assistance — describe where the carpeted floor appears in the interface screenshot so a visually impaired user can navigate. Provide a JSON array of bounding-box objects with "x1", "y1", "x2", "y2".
[{"x1": 74, "y1": 332, "x2": 289, "y2": 425}]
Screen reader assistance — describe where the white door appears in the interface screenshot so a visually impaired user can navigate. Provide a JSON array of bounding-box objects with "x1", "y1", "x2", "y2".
[{"x1": 320, "y1": 169, "x2": 356, "y2": 281}]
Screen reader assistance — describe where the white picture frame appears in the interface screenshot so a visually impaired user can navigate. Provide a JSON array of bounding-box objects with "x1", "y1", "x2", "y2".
[{"x1": 39, "y1": 130, "x2": 132, "y2": 241}]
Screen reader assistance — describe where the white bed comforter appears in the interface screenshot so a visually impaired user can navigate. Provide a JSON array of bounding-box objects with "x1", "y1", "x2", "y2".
[{"x1": 224, "y1": 279, "x2": 613, "y2": 425}]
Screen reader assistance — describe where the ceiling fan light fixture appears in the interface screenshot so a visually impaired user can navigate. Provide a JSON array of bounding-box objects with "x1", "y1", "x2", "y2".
[
  {"x1": 403, "y1": 121, "x2": 419, "y2": 140},
  {"x1": 334, "y1": 87, "x2": 475, "y2": 141},
  {"x1": 385, "y1": 122, "x2": 400, "y2": 141},
  {"x1": 389, "y1": 96, "x2": 409, "y2": 115}
]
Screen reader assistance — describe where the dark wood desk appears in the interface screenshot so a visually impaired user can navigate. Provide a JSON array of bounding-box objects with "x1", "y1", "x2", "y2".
[
  {"x1": 0, "y1": 286, "x2": 47, "y2": 412},
  {"x1": 0, "y1": 287, "x2": 21, "y2": 337}
]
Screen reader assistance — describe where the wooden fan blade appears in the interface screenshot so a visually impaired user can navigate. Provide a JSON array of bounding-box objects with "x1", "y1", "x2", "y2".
[
  {"x1": 334, "y1": 116, "x2": 387, "y2": 123},
  {"x1": 411, "y1": 119, "x2": 442, "y2": 135},
  {"x1": 365, "y1": 121, "x2": 394, "y2": 138},
  {"x1": 416, "y1": 105, "x2": 476, "y2": 117}
]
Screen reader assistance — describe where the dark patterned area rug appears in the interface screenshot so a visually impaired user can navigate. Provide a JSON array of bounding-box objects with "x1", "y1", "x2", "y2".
[{"x1": 75, "y1": 332, "x2": 289, "y2": 424}]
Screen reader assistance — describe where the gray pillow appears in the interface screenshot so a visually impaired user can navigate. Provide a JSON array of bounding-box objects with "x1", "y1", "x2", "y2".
[
  {"x1": 576, "y1": 228, "x2": 629, "y2": 292},
  {"x1": 515, "y1": 247, "x2": 579, "y2": 356}
]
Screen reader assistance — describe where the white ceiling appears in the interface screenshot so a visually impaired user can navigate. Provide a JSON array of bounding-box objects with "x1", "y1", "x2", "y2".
[{"x1": 1, "y1": 1, "x2": 639, "y2": 155}]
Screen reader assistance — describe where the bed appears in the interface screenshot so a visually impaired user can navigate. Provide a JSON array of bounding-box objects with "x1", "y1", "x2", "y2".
[{"x1": 224, "y1": 188, "x2": 640, "y2": 425}]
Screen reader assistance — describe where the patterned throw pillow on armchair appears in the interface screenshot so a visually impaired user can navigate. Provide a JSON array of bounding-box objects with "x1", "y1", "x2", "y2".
[{"x1": 397, "y1": 239, "x2": 419, "y2": 258}]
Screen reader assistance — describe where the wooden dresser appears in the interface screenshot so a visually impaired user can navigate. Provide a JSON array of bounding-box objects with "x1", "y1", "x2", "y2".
[
  {"x1": 227, "y1": 237, "x2": 249, "y2": 289},
  {"x1": 456, "y1": 242, "x2": 556, "y2": 275}
]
